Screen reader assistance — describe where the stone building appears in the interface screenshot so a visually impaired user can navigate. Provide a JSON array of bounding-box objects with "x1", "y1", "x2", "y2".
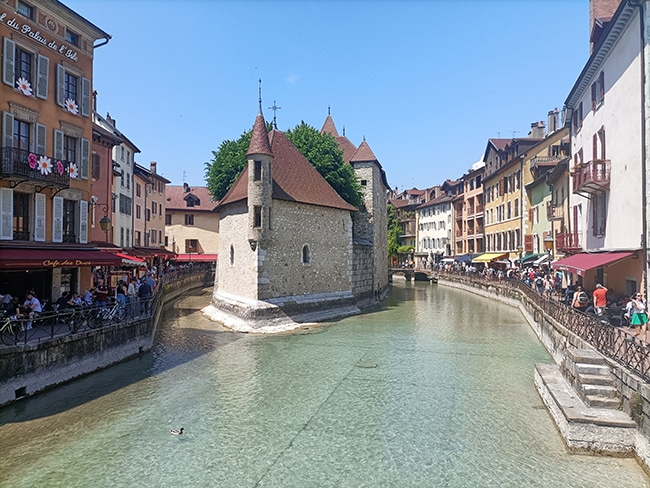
[{"x1": 203, "y1": 109, "x2": 361, "y2": 332}]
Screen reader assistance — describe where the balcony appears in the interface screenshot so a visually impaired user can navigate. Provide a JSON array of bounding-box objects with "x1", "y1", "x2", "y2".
[
  {"x1": 475, "y1": 203, "x2": 483, "y2": 215},
  {"x1": 1, "y1": 147, "x2": 71, "y2": 190},
  {"x1": 555, "y1": 231, "x2": 581, "y2": 253},
  {"x1": 572, "y1": 159, "x2": 610, "y2": 197},
  {"x1": 455, "y1": 208, "x2": 463, "y2": 219},
  {"x1": 546, "y1": 201, "x2": 564, "y2": 220}
]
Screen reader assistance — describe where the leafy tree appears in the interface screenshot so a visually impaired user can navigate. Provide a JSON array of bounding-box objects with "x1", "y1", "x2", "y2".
[
  {"x1": 285, "y1": 122, "x2": 363, "y2": 209},
  {"x1": 204, "y1": 129, "x2": 252, "y2": 201},
  {"x1": 204, "y1": 121, "x2": 363, "y2": 209},
  {"x1": 387, "y1": 203, "x2": 402, "y2": 257}
]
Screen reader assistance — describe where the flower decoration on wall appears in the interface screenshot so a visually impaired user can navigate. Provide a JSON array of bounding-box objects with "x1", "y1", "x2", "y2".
[
  {"x1": 27, "y1": 153, "x2": 38, "y2": 169},
  {"x1": 69, "y1": 162, "x2": 79, "y2": 179},
  {"x1": 56, "y1": 160, "x2": 64, "y2": 176},
  {"x1": 16, "y1": 77, "x2": 33, "y2": 96},
  {"x1": 38, "y1": 156, "x2": 52, "y2": 175},
  {"x1": 64, "y1": 98, "x2": 79, "y2": 115}
]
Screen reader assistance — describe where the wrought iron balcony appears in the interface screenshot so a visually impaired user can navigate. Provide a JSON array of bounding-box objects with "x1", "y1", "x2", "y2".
[
  {"x1": 546, "y1": 201, "x2": 564, "y2": 220},
  {"x1": 0, "y1": 147, "x2": 71, "y2": 189},
  {"x1": 571, "y1": 159, "x2": 610, "y2": 196}
]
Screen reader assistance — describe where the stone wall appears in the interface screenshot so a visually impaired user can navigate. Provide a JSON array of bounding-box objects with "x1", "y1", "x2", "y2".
[{"x1": 351, "y1": 242, "x2": 374, "y2": 301}]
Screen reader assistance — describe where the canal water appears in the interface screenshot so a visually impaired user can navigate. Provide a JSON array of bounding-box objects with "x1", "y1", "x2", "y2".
[{"x1": 0, "y1": 282, "x2": 648, "y2": 487}]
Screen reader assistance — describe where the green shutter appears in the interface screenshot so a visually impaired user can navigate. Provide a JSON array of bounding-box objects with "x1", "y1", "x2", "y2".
[
  {"x1": 81, "y1": 77, "x2": 91, "y2": 117},
  {"x1": 36, "y1": 123, "x2": 46, "y2": 155},
  {"x1": 36, "y1": 54, "x2": 49, "y2": 99},
  {"x1": 2, "y1": 38, "x2": 15, "y2": 87},
  {"x1": 56, "y1": 64, "x2": 65, "y2": 106},
  {"x1": 80, "y1": 137, "x2": 89, "y2": 179}
]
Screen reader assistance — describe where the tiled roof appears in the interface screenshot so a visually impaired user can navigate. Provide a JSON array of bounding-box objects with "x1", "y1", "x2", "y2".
[
  {"x1": 247, "y1": 112, "x2": 272, "y2": 156},
  {"x1": 335, "y1": 135, "x2": 357, "y2": 165},
  {"x1": 389, "y1": 198, "x2": 412, "y2": 209},
  {"x1": 350, "y1": 141, "x2": 378, "y2": 163},
  {"x1": 165, "y1": 185, "x2": 218, "y2": 211},
  {"x1": 416, "y1": 194, "x2": 454, "y2": 209},
  {"x1": 321, "y1": 115, "x2": 339, "y2": 137},
  {"x1": 489, "y1": 138, "x2": 511, "y2": 151},
  {"x1": 217, "y1": 124, "x2": 357, "y2": 212}
]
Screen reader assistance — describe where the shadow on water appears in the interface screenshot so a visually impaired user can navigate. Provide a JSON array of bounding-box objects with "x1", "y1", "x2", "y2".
[{"x1": 0, "y1": 290, "x2": 245, "y2": 425}]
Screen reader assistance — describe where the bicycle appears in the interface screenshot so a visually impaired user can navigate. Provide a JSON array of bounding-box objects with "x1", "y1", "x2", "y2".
[
  {"x1": 0, "y1": 315, "x2": 25, "y2": 346},
  {"x1": 93, "y1": 300, "x2": 126, "y2": 327}
]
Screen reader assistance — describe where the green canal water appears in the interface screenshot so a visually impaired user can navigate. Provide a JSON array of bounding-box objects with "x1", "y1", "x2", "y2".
[{"x1": 0, "y1": 282, "x2": 648, "y2": 487}]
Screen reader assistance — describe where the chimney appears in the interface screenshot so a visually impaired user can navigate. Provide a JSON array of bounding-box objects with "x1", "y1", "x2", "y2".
[
  {"x1": 547, "y1": 108, "x2": 559, "y2": 134},
  {"x1": 150, "y1": 161, "x2": 157, "y2": 174},
  {"x1": 183, "y1": 182, "x2": 190, "y2": 193},
  {"x1": 106, "y1": 113, "x2": 115, "y2": 127},
  {"x1": 92, "y1": 90, "x2": 97, "y2": 112},
  {"x1": 529, "y1": 121, "x2": 546, "y2": 139},
  {"x1": 590, "y1": 0, "x2": 622, "y2": 52}
]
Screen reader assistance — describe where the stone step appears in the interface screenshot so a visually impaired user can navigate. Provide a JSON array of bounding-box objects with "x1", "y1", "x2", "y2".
[
  {"x1": 576, "y1": 362, "x2": 610, "y2": 376},
  {"x1": 582, "y1": 384, "x2": 617, "y2": 398},
  {"x1": 568, "y1": 347, "x2": 607, "y2": 365},
  {"x1": 585, "y1": 395, "x2": 621, "y2": 409},
  {"x1": 578, "y1": 373, "x2": 613, "y2": 386}
]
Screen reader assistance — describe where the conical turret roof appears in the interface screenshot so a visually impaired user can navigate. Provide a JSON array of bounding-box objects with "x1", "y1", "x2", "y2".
[{"x1": 247, "y1": 112, "x2": 272, "y2": 157}]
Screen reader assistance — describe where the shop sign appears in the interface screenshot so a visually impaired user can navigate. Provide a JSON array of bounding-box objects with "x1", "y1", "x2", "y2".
[
  {"x1": 0, "y1": 11, "x2": 78, "y2": 62},
  {"x1": 43, "y1": 259, "x2": 91, "y2": 268}
]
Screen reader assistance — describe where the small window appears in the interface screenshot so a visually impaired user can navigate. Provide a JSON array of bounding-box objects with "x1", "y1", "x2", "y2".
[
  {"x1": 184, "y1": 214, "x2": 194, "y2": 225},
  {"x1": 230, "y1": 245, "x2": 235, "y2": 265},
  {"x1": 253, "y1": 206, "x2": 262, "y2": 228},
  {"x1": 360, "y1": 180, "x2": 367, "y2": 186},
  {"x1": 17, "y1": 1, "x2": 34, "y2": 19},
  {"x1": 301, "y1": 244, "x2": 311, "y2": 265},
  {"x1": 65, "y1": 30, "x2": 79, "y2": 47},
  {"x1": 254, "y1": 160, "x2": 262, "y2": 181},
  {"x1": 165, "y1": 214, "x2": 172, "y2": 225}
]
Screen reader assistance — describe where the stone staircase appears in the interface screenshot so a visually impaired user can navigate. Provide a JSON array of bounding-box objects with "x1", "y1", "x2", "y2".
[{"x1": 567, "y1": 348, "x2": 620, "y2": 409}]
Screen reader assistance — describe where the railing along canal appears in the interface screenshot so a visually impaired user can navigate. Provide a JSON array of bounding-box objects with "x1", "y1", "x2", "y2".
[
  {"x1": 437, "y1": 270, "x2": 650, "y2": 383},
  {"x1": 0, "y1": 265, "x2": 214, "y2": 348}
]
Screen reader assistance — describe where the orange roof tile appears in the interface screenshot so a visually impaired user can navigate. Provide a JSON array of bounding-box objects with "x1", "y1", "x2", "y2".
[
  {"x1": 350, "y1": 141, "x2": 378, "y2": 163},
  {"x1": 321, "y1": 115, "x2": 339, "y2": 137},
  {"x1": 247, "y1": 113, "x2": 272, "y2": 156},
  {"x1": 165, "y1": 185, "x2": 218, "y2": 211}
]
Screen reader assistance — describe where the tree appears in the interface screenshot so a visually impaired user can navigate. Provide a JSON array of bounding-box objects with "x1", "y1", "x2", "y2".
[
  {"x1": 204, "y1": 121, "x2": 363, "y2": 209},
  {"x1": 387, "y1": 203, "x2": 402, "y2": 258},
  {"x1": 285, "y1": 122, "x2": 363, "y2": 209}
]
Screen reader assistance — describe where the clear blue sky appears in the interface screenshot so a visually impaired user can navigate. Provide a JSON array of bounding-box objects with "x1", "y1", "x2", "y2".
[{"x1": 66, "y1": 0, "x2": 589, "y2": 192}]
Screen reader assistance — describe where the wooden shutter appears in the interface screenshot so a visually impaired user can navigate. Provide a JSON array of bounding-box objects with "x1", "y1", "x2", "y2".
[
  {"x1": 36, "y1": 54, "x2": 49, "y2": 99},
  {"x1": 53, "y1": 129, "x2": 64, "y2": 160},
  {"x1": 80, "y1": 137, "x2": 89, "y2": 179},
  {"x1": 56, "y1": 64, "x2": 65, "y2": 106},
  {"x1": 592, "y1": 133, "x2": 598, "y2": 161},
  {"x1": 2, "y1": 38, "x2": 15, "y2": 87},
  {"x1": 81, "y1": 77, "x2": 91, "y2": 117},
  {"x1": 36, "y1": 123, "x2": 46, "y2": 156},
  {"x1": 0, "y1": 187, "x2": 13, "y2": 240},
  {"x1": 52, "y1": 196, "x2": 63, "y2": 243},
  {"x1": 2, "y1": 111, "x2": 13, "y2": 148},
  {"x1": 524, "y1": 233, "x2": 534, "y2": 252},
  {"x1": 591, "y1": 83, "x2": 596, "y2": 110},
  {"x1": 78, "y1": 199, "x2": 88, "y2": 243},
  {"x1": 34, "y1": 192, "x2": 46, "y2": 242}
]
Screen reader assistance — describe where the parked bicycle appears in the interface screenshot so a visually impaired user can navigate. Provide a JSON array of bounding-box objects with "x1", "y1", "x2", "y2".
[{"x1": 0, "y1": 315, "x2": 24, "y2": 346}]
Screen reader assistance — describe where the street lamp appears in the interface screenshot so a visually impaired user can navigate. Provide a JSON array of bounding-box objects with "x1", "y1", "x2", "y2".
[{"x1": 90, "y1": 200, "x2": 112, "y2": 242}]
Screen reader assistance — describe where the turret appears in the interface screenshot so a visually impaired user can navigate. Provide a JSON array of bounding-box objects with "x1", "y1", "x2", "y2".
[{"x1": 246, "y1": 111, "x2": 273, "y2": 249}]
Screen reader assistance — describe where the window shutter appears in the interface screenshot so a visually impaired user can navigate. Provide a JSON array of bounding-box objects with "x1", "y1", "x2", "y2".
[
  {"x1": 80, "y1": 137, "x2": 89, "y2": 179},
  {"x1": 2, "y1": 111, "x2": 13, "y2": 148},
  {"x1": 36, "y1": 123, "x2": 46, "y2": 155},
  {"x1": 78, "y1": 199, "x2": 88, "y2": 243},
  {"x1": 56, "y1": 64, "x2": 65, "y2": 106},
  {"x1": 599, "y1": 72, "x2": 605, "y2": 103},
  {"x1": 53, "y1": 129, "x2": 64, "y2": 160},
  {"x1": 592, "y1": 133, "x2": 597, "y2": 161},
  {"x1": 0, "y1": 187, "x2": 13, "y2": 240},
  {"x1": 34, "y1": 192, "x2": 46, "y2": 241},
  {"x1": 2, "y1": 38, "x2": 15, "y2": 87},
  {"x1": 52, "y1": 196, "x2": 63, "y2": 243},
  {"x1": 81, "y1": 77, "x2": 91, "y2": 117},
  {"x1": 36, "y1": 54, "x2": 49, "y2": 99},
  {"x1": 591, "y1": 83, "x2": 596, "y2": 110}
]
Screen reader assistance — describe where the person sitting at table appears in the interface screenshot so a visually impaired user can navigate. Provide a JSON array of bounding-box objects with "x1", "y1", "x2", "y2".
[
  {"x1": 17, "y1": 291, "x2": 42, "y2": 330},
  {"x1": 55, "y1": 292, "x2": 70, "y2": 311},
  {"x1": 82, "y1": 289, "x2": 93, "y2": 306},
  {"x1": 67, "y1": 292, "x2": 83, "y2": 308}
]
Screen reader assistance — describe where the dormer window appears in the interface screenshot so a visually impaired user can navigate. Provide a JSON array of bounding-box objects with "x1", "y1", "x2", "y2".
[
  {"x1": 65, "y1": 30, "x2": 80, "y2": 47},
  {"x1": 185, "y1": 195, "x2": 200, "y2": 207}
]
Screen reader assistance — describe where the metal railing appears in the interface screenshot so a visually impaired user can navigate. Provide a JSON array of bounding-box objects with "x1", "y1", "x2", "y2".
[
  {"x1": 0, "y1": 147, "x2": 71, "y2": 187},
  {"x1": 437, "y1": 269, "x2": 650, "y2": 382}
]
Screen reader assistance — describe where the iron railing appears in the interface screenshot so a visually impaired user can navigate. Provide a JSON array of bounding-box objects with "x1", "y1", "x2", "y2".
[{"x1": 0, "y1": 147, "x2": 71, "y2": 187}]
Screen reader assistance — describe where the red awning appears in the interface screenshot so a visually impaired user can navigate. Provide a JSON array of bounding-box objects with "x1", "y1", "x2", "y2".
[
  {"x1": 129, "y1": 247, "x2": 177, "y2": 258},
  {"x1": 115, "y1": 252, "x2": 146, "y2": 266},
  {"x1": 552, "y1": 251, "x2": 634, "y2": 276},
  {"x1": 0, "y1": 248, "x2": 123, "y2": 269},
  {"x1": 175, "y1": 253, "x2": 217, "y2": 262}
]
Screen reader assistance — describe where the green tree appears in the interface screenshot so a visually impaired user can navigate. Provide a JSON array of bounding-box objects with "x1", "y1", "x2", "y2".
[
  {"x1": 204, "y1": 129, "x2": 252, "y2": 201},
  {"x1": 285, "y1": 122, "x2": 363, "y2": 209},
  {"x1": 387, "y1": 203, "x2": 402, "y2": 257},
  {"x1": 204, "y1": 121, "x2": 363, "y2": 209}
]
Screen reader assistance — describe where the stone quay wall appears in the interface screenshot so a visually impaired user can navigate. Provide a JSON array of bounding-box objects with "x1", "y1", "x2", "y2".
[
  {"x1": 0, "y1": 272, "x2": 210, "y2": 407},
  {"x1": 438, "y1": 274, "x2": 650, "y2": 470}
]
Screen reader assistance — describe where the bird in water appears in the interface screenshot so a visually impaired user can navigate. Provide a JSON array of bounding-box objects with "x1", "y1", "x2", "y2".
[{"x1": 170, "y1": 428, "x2": 184, "y2": 435}]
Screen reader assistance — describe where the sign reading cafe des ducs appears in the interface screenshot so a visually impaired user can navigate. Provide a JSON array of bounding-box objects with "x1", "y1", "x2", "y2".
[{"x1": 0, "y1": 10, "x2": 78, "y2": 62}]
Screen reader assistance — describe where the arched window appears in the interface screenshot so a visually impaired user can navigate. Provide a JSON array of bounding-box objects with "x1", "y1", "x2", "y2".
[
  {"x1": 301, "y1": 244, "x2": 311, "y2": 265},
  {"x1": 230, "y1": 244, "x2": 234, "y2": 265}
]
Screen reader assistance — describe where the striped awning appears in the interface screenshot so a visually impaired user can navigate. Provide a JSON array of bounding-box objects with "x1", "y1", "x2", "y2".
[{"x1": 471, "y1": 252, "x2": 508, "y2": 263}]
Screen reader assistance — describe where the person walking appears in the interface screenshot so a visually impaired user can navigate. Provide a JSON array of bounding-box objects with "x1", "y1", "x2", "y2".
[
  {"x1": 630, "y1": 293, "x2": 649, "y2": 341},
  {"x1": 572, "y1": 286, "x2": 589, "y2": 312},
  {"x1": 592, "y1": 283, "x2": 608, "y2": 316},
  {"x1": 138, "y1": 278, "x2": 152, "y2": 315}
]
